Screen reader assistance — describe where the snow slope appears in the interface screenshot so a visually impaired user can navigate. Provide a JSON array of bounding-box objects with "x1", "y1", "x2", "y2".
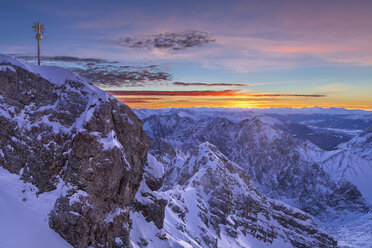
[
  {"x1": 0, "y1": 167, "x2": 71, "y2": 248},
  {"x1": 319, "y1": 128, "x2": 372, "y2": 204},
  {"x1": 323, "y1": 213, "x2": 372, "y2": 248},
  {"x1": 0, "y1": 55, "x2": 88, "y2": 86},
  {"x1": 320, "y1": 150, "x2": 372, "y2": 204}
]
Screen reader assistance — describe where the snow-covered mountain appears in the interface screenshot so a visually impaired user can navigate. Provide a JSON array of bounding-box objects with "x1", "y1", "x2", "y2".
[
  {"x1": 135, "y1": 108, "x2": 372, "y2": 247},
  {"x1": 131, "y1": 144, "x2": 336, "y2": 247},
  {"x1": 320, "y1": 128, "x2": 372, "y2": 203},
  {"x1": 139, "y1": 110, "x2": 370, "y2": 220},
  {"x1": 136, "y1": 107, "x2": 372, "y2": 150},
  {"x1": 0, "y1": 55, "x2": 340, "y2": 248},
  {"x1": 135, "y1": 107, "x2": 372, "y2": 119}
]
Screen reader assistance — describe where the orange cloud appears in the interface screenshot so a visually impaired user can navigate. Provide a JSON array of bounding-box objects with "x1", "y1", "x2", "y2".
[
  {"x1": 108, "y1": 90, "x2": 325, "y2": 98},
  {"x1": 115, "y1": 97, "x2": 160, "y2": 103},
  {"x1": 173, "y1": 82, "x2": 249, "y2": 87},
  {"x1": 246, "y1": 94, "x2": 325, "y2": 98},
  {"x1": 107, "y1": 90, "x2": 240, "y2": 97}
]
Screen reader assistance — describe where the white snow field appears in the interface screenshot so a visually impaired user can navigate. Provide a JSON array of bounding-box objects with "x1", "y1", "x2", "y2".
[
  {"x1": 323, "y1": 213, "x2": 372, "y2": 248},
  {"x1": 0, "y1": 167, "x2": 71, "y2": 248}
]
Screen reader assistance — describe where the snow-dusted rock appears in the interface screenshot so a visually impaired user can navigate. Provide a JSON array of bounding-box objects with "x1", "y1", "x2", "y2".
[
  {"x1": 0, "y1": 55, "x2": 149, "y2": 247},
  {"x1": 131, "y1": 143, "x2": 337, "y2": 247},
  {"x1": 144, "y1": 154, "x2": 164, "y2": 191}
]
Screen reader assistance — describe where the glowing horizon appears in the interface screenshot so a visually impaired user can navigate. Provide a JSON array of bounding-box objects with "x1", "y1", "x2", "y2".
[
  {"x1": 108, "y1": 91, "x2": 372, "y2": 110},
  {"x1": 1, "y1": 0, "x2": 371, "y2": 110}
]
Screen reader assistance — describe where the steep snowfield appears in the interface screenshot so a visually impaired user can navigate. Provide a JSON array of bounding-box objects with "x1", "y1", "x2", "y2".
[
  {"x1": 319, "y1": 129, "x2": 372, "y2": 204},
  {"x1": 0, "y1": 167, "x2": 71, "y2": 248},
  {"x1": 323, "y1": 213, "x2": 372, "y2": 248},
  {"x1": 320, "y1": 150, "x2": 372, "y2": 204}
]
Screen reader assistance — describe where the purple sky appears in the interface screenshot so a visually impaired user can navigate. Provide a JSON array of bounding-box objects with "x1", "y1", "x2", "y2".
[{"x1": 1, "y1": 0, "x2": 372, "y2": 109}]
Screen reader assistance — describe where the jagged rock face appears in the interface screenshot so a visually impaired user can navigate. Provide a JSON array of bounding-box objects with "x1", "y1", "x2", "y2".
[
  {"x1": 0, "y1": 57, "x2": 149, "y2": 247},
  {"x1": 49, "y1": 99, "x2": 149, "y2": 248},
  {"x1": 142, "y1": 113, "x2": 370, "y2": 220},
  {"x1": 130, "y1": 154, "x2": 167, "y2": 231},
  {"x1": 131, "y1": 143, "x2": 337, "y2": 248}
]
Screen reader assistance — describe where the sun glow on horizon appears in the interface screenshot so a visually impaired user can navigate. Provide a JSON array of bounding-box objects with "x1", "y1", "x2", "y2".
[{"x1": 110, "y1": 93, "x2": 372, "y2": 110}]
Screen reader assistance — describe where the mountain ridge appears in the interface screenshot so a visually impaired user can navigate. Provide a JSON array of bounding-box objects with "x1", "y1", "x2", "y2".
[{"x1": 131, "y1": 143, "x2": 337, "y2": 247}]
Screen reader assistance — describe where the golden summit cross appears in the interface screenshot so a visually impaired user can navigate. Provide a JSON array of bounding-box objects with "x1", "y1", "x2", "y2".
[{"x1": 32, "y1": 21, "x2": 45, "y2": 66}]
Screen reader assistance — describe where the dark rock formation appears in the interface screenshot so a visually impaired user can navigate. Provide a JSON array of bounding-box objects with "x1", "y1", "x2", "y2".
[
  {"x1": 0, "y1": 57, "x2": 149, "y2": 247},
  {"x1": 130, "y1": 154, "x2": 167, "y2": 230}
]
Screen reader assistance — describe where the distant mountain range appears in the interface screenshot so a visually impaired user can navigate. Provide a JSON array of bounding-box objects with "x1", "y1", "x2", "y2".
[{"x1": 135, "y1": 107, "x2": 372, "y2": 247}]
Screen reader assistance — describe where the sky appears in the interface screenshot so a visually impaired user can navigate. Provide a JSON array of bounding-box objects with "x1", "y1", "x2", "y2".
[{"x1": 0, "y1": 0, "x2": 372, "y2": 109}]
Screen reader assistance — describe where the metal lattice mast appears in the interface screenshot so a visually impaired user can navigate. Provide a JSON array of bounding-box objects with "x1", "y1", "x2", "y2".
[{"x1": 32, "y1": 22, "x2": 45, "y2": 66}]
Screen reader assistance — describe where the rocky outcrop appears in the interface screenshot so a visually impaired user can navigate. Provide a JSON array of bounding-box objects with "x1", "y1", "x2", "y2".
[
  {"x1": 0, "y1": 56, "x2": 149, "y2": 247},
  {"x1": 131, "y1": 154, "x2": 167, "y2": 230}
]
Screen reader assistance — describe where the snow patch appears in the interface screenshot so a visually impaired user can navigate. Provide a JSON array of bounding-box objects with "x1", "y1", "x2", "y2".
[{"x1": 0, "y1": 167, "x2": 71, "y2": 248}]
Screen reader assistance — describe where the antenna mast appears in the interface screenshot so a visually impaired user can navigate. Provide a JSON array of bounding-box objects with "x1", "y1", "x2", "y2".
[{"x1": 32, "y1": 21, "x2": 45, "y2": 66}]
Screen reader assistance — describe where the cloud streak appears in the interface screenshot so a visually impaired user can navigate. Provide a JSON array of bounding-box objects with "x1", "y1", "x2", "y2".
[
  {"x1": 173, "y1": 82, "x2": 249, "y2": 87},
  {"x1": 246, "y1": 94, "x2": 326, "y2": 98},
  {"x1": 72, "y1": 65, "x2": 171, "y2": 87},
  {"x1": 116, "y1": 97, "x2": 160, "y2": 103},
  {"x1": 107, "y1": 90, "x2": 239, "y2": 96},
  {"x1": 12, "y1": 55, "x2": 113, "y2": 64},
  {"x1": 108, "y1": 90, "x2": 325, "y2": 98},
  {"x1": 111, "y1": 30, "x2": 215, "y2": 51}
]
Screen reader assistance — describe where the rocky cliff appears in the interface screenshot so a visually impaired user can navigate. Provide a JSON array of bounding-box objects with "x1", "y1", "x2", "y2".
[{"x1": 0, "y1": 55, "x2": 149, "y2": 247}]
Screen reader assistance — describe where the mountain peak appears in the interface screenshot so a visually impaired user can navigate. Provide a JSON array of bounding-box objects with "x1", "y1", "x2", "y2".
[{"x1": 0, "y1": 54, "x2": 88, "y2": 86}]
